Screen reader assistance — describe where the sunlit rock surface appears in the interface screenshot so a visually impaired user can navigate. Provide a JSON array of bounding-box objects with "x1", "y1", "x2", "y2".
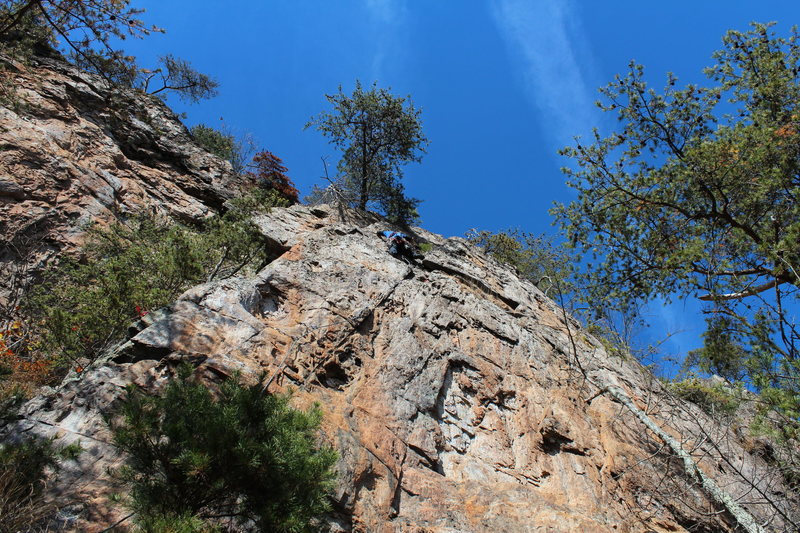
[
  {"x1": 12, "y1": 204, "x2": 798, "y2": 532},
  {"x1": 0, "y1": 52, "x2": 251, "y2": 307},
  {"x1": 3, "y1": 52, "x2": 797, "y2": 533}
]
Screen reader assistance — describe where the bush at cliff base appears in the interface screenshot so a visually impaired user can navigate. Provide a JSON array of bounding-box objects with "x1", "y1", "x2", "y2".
[{"x1": 109, "y1": 365, "x2": 338, "y2": 533}]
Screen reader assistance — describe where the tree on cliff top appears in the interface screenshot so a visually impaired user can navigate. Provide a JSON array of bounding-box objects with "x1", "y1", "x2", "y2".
[
  {"x1": 307, "y1": 81, "x2": 428, "y2": 224},
  {"x1": 0, "y1": 0, "x2": 159, "y2": 60},
  {"x1": 249, "y1": 150, "x2": 299, "y2": 204},
  {"x1": 466, "y1": 229, "x2": 573, "y2": 298},
  {"x1": 554, "y1": 23, "x2": 800, "y2": 433}
]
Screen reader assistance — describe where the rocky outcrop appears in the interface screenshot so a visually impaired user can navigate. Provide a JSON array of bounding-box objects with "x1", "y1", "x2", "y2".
[
  {"x1": 3, "y1": 50, "x2": 797, "y2": 533},
  {"x1": 11, "y1": 204, "x2": 798, "y2": 532},
  {"x1": 0, "y1": 52, "x2": 251, "y2": 307}
]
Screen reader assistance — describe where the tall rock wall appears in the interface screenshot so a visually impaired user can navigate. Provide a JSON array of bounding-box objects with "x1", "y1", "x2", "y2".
[
  {"x1": 2, "y1": 53, "x2": 797, "y2": 532},
  {"x1": 11, "y1": 204, "x2": 798, "y2": 532},
  {"x1": 0, "y1": 52, "x2": 250, "y2": 307}
]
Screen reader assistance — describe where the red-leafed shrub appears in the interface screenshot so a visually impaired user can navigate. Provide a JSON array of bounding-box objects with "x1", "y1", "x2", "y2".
[{"x1": 249, "y1": 150, "x2": 299, "y2": 204}]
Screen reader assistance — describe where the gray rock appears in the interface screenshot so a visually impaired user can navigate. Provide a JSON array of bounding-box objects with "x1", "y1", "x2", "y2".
[
  {"x1": 8, "y1": 204, "x2": 797, "y2": 532},
  {"x1": 0, "y1": 52, "x2": 255, "y2": 308}
]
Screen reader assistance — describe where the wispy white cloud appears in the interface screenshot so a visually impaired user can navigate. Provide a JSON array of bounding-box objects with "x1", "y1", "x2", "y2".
[
  {"x1": 364, "y1": 0, "x2": 408, "y2": 80},
  {"x1": 365, "y1": 0, "x2": 403, "y2": 22},
  {"x1": 490, "y1": 0, "x2": 598, "y2": 145}
]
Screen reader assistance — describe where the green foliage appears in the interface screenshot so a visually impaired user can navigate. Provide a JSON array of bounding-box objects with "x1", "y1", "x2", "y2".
[
  {"x1": 466, "y1": 229, "x2": 573, "y2": 297},
  {"x1": 203, "y1": 188, "x2": 288, "y2": 279},
  {"x1": 0, "y1": 2, "x2": 49, "y2": 46},
  {"x1": 0, "y1": 437, "x2": 57, "y2": 533},
  {"x1": 0, "y1": 2, "x2": 216, "y2": 103},
  {"x1": 73, "y1": 52, "x2": 218, "y2": 103},
  {"x1": 0, "y1": 2, "x2": 54, "y2": 108},
  {"x1": 190, "y1": 124, "x2": 257, "y2": 175},
  {"x1": 0, "y1": 436, "x2": 57, "y2": 493},
  {"x1": 668, "y1": 377, "x2": 742, "y2": 417},
  {"x1": 683, "y1": 314, "x2": 750, "y2": 382},
  {"x1": 190, "y1": 124, "x2": 236, "y2": 163},
  {"x1": 133, "y1": 513, "x2": 216, "y2": 533},
  {"x1": 110, "y1": 366, "x2": 338, "y2": 532},
  {"x1": 306, "y1": 80, "x2": 428, "y2": 224},
  {"x1": 585, "y1": 324, "x2": 629, "y2": 360},
  {"x1": 28, "y1": 190, "x2": 283, "y2": 369},
  {"x1": 0, "y1": 0, "x2": 160, "y2": 81},
  {"x1": 143, "y1": 54, "x2": 218, "y2": 103},
  {"x1": 30, "y1": 215, "x2": 206, "y2": 367},
  {"x1": 556, "y1": 22, "x2": 800, "y2": 309},
  {"x1": 0, "y1": 433, "x2": 81, "y2": 533},
  {"x1": 68, "y1": 48, "x2": 139, "y2": 86},
  {"x1": 553, "y1": 22, "x2": 800, "y2": 427},
  {"x1": 0, "y1": 0, "x2": 159, "y2": 56}
]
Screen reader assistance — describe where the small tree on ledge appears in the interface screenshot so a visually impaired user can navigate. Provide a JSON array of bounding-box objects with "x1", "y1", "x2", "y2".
[
  {"x1": 249, "y1": 150, "x2": 299, "y2": 204},
  {"x1": 306, "y1": 80, "x2": 428, "y2": 224}
]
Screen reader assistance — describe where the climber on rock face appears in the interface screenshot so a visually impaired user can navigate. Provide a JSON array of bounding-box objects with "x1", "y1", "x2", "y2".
[{"x1": 379, "y1": 230, "x2": 420, "y2": 264}]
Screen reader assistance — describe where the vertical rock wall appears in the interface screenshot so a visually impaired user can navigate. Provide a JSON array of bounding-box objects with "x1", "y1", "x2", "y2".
[{"x1": 10, "y1": 204, "x2": 797, "y2": 532}]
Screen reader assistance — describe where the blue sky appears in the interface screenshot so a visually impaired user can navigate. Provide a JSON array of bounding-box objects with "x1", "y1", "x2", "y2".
[{"x1": 116, "y1": 1, "x2": 800, "y2": 370}]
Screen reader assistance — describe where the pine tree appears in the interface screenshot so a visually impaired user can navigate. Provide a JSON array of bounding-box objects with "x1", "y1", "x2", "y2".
[
  {"x1": 110, "y1": 366, "x2": 338, "y2": 532},
  {"x1": 307, "y1": 81, "x2": 428, "y2": 224}
]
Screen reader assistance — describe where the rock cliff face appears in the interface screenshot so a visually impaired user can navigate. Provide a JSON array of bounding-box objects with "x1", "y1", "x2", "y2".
[
  {"x1": 0, "y1": 52, "x2": 250, "y2": 307},
  {"x1": 12, "y1": 204, "x2": 799, "y2": 532},
  {"x1": 3, "y1": 55, "x2": 799, "y2": 532}
]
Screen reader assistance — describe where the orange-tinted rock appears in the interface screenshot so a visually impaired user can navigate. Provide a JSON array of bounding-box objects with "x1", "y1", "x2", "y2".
[
  {"x1": 9, "y1": 205, "x2": 798, "y2": 531},
  {"x1": 2, "y1": 54, "x2": 797, "y2": 533},
  {"x1": 0, "y1": 52, "x2": 251, "y2": 307}
]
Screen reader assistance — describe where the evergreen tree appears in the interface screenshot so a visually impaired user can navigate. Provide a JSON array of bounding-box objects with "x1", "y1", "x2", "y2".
[
  {"x1": 307, "y1": 81, "x2": 428, "y2": 224},
  {"x1": 0, "y1": 1, "x2": 217, "y2": 102},
  {"x1": 554, "y1": 22, "x2": 800, "y2": 431},
  {"x1": 110, "y1": 366, "x2": 338, "y2": 532},
  {"x1": 249, "y1": 150, "x2": 299, "y2": 204}
]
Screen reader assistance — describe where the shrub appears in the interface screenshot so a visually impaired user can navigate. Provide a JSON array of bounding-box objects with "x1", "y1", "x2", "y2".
[
  {"x1": 132, "y1": 513, "x2": 213, "y2": 533},
  {"x1": 190, "y1": 124, "x2": 237, "y2": 162},
  {"x1": 110, "y1": 366, "x2": 338, "y2": 532},
  {"x1": 28, "y1": 189, "x2": 283, "y2": 371},
  {"x1": 28, "y1": 214, "x2": 207, "y2": 369},
  {"x1": 0, "y1": 437, "x2": 58, "y2": 533},
  {"x1": 0, "y1": 435, "x2": 81, "y2": 533},
  {"x1": 189, "y1": 124, "x2": 256, "y2": 175},
  {"x1": 668, "y1": 377, "x2": 741, "y2": 417},
  {"x1": 0, "y1": 317, "x2": 57, "y2": 403},
  {"x1": 249, "y1": 150, "x2": 299, "y2": 204},
  {"x1": 465, "y1": 229, "x2": 573, "y2": 297}
]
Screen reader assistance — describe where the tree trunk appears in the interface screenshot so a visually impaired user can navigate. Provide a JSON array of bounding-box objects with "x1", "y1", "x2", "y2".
[{"x1": 359, "y1": 122, "x2": 368, "y2": 210}]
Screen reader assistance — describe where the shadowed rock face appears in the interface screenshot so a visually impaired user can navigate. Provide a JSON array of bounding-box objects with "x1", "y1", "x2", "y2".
[
  {"x1": 11, "y1": 204, "x2": 798, "y2": 532},
  {"x1": 0, "y1": 52, "x2": 251, "y2": 307}
]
